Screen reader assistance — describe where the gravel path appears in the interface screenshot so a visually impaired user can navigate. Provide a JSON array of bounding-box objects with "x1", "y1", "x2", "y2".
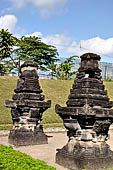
[{"x1": 0, "y1": 129, "x2": 113, "y2": 170}]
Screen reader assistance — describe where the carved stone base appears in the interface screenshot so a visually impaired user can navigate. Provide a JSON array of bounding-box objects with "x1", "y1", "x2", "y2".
[
  {"x1": 8, "y1": 127, "x2": 48, "y2": 146},
  {"x1": 56, "y1": 139, "x2": 113, "y2": 170}
]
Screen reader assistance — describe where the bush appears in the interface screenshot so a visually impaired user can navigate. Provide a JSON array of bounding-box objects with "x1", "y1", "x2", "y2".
[{"x1": 0, "y1": 144, "x2": 56, "y2": 170}]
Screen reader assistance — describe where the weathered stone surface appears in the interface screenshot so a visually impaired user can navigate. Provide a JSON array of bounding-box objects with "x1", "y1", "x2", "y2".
[
  {"x1": 55, "y1": 53, "x2": 113, "y2": 170},
  {"x1": 70, "y1": 88, "x2": 107, "y2": 95},
  {"x1": 56, "y1": 141, "x2": 113, "y2": 170},
  {"x1": 5, "y1": 61, "x2": 51, "y2": 146},
  {"x1": 12, "y1": 93, "x2": 45, "y2": 101},
  {"x1": 8, "y1": 127, "x2": 48, "y2": 146}
]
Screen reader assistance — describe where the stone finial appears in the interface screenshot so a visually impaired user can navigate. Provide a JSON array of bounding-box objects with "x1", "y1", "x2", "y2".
[{"x1": 76, "y1": 53, "x2": 101, "y2": 79}]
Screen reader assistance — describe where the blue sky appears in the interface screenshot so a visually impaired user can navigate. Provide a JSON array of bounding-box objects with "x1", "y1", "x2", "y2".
[{"x1": 0, "y1": 0, "x2": 113, "y2": 63}]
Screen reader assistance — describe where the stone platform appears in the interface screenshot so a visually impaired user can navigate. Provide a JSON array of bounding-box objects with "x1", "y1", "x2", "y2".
[{"x1": 8, "y1": 127, "x2": 48, "y2": 146}]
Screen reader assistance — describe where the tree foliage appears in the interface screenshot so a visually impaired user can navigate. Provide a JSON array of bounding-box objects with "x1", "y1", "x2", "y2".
[
  {"x1": 14, "y1": 36, "x2": 59, "y2": 71},
  {"x1": 0, "y1": 29, "x2": 78, "y2": 77},
  {"x1": 0, "y1": 29, "x2": 16, "y2": 75},
  {"x1": 49, "y1": 56, "x2": 79, "y2": 80},
  {"x1": 0, "y1": 29, "x2": 15, "y2": 59},
  {"x1": 0, "y1": 30, "x2": 59, "y2": 75}
]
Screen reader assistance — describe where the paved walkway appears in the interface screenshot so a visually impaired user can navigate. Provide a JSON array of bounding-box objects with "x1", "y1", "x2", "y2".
[{"x1": 0, "y1": 130, "x2": 113, "y2": 170}]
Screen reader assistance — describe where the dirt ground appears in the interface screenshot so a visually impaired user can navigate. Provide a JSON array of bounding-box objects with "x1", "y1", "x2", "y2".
[{"x1": 0, "y1": 130, "x2": 113, "y2": 170}]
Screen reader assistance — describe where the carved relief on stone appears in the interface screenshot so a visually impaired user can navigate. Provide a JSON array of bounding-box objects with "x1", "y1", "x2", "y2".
[{"x1": 93, "y1": 120, "x2": 112, "y2": 142}]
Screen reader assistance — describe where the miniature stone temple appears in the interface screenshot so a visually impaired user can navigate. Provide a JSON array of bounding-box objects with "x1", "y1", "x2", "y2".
[
  {"x1": 6, "y1": 61, "x2": 51, "y2": 146},
  {"x1": 55, "y1": 53, "x2": 113, "y2": 170}
]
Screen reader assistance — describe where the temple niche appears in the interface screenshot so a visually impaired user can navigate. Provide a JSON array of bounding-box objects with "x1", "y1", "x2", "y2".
[
  {"x1": 55, "y1": 53, "x2": 113, "y2": 170},
  {"x1": 5, "y1": 61, "x2": 51, "y2": 146}
]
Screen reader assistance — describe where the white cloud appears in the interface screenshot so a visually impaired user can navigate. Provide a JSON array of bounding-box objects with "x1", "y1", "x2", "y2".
[
  {"x1": 67, "y1": 41, "x2": 80, "y2": 55},
  {"x1": 26, "y1": 32, "x2": 42, "y2": 37},
  {"x1": 24, "y1": 32, "x2": 71, "y2": 52},
  {"x1": 24, "y1": 32, "x2": 113, "y2": 58},
  {"x1": 0, "y1": 14, "x2": 17, "y2": 32},
  {"x1": 14, "y1": 30, "x2": 113, "y2": 59},
  {"x1": 42, "y1": 34, "x2": 71, "y2": 51},
  {"x1": 67, "y1": 37, "x2": 113, "y2": 57},
  {"x1": 32, "y1": 0, "x2": 67, "y2": 17},
  {"x1": 9, "y1": 0, "x2": 67, "y2": 17}
]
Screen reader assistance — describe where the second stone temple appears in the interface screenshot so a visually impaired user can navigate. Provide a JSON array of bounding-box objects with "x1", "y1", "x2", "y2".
[{"x1": 55, "y1": 53, "x2": 113, "y2": 170}]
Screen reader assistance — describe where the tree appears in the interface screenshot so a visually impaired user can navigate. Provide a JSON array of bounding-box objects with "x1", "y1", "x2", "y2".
[
  {"x1": 14, "y1": 36, "x2": 59, "y2": 72},
  {"x1": 48, "y1": 63, "x2": 57, "y2": 79},
  {"x1": 0, "y1": 29, "x2": 16, "y2": 75},
  {"x1": 0, "y1": 29, "x2": 14, "y2": 59},
  {"x1": 54, "y1": 56, "x2": 79, "y2": 80}
]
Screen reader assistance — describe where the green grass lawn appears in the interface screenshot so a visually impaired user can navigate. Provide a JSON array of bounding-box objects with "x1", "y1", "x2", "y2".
[{"x1": 0, "y1": 76, "x2": 113, "y2": 126}]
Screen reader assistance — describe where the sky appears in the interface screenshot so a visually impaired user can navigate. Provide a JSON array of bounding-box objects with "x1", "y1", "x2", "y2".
[{"x1": 0, "y1": 0, "x2": 113, "y2": 63}]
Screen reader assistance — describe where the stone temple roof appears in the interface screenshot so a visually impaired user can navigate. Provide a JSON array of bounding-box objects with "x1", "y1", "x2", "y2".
[
  {"x1": 21, "y1": 61, "x2": 38, "y2": 68},
  {"x1": 80, "y1": 53, "x2": 101, "y2": 60}
]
